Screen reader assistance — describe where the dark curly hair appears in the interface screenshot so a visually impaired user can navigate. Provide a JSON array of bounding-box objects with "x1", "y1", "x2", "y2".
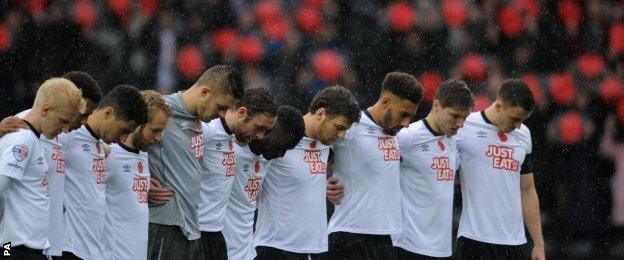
[
  {"x1": 62, "y1": 71, "x2": 102, "y2": 104},
  {"x1": 276, "y1": 105, "x2": 305, "y2": 150},
  {"x1": 382, "y1": 71, "x2": 423, "y2": 105},
  {"x1": 97, "y1": 85, "x2": 149, "y2": 125}
]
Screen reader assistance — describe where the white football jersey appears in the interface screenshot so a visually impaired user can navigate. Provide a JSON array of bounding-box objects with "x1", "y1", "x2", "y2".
[
  {"x1": 60, "y1": 125, "x2": 107, "y2": 259},
  {"x1": 391, "y1": 120, "x2": 459, "y2": 257},
  {"x1": 198, "y1": 118, "x2": 237, "y2": 232},
  {"x1": 104, "y1": 143, "x2": 150, "y2": 260},
  {"x1": 456, "y1": 111, "x2": 532, "y2": 245},
  {"x1": 0, "y1": 126, "x2": 49, "y2": 250},
  {"x1": 328, "y1": 111, "x2": 403, "y2": 235},
  {"x1": 42, "y1": 136, "x2": 66, "y2": 256},
  {"x1": 254, "y1": 137, "x2": 330, "y2": 253},
  {"x1": 222, "y1": 144, "x2": 270, "y2": 260},
  {"x1": 16, "y1": 109, "x2": 65, "y2": 255}
]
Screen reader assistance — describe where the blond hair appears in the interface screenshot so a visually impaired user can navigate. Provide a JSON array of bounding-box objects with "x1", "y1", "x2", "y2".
[
  {"x1": 141, "y1": 90, "x2": 172, "y2": 122},
  {"x1": 33, "y1": 77, "x2": 86, "y2": 114}
]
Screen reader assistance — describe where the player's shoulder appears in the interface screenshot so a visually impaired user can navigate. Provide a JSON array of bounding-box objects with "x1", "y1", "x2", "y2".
[
  {"x1": 465, "y1": 112, "x2": 483, "y2": 124},
  {"x1": 513, "y1": 124, "x2": 532, "y2": 144},
  {"x1": 397, "y1": 120, "x2": 425, "y2": 140},
  {"x1": 203, "y1": 117, "x2": 230, "y2": 138},
  {"x1": 2, "y1": 128, "x2": 39, "y2": 144},
  {"x1": 0, "y1": 129, "x2": 40, "y2": 161}
]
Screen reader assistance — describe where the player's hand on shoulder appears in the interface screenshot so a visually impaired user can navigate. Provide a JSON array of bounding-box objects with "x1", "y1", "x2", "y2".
[
  {"x1": 326, "y1": 177, "x2": 345, "y2": 205},
  {"x1": 148, "y1": 178, "x2": 174, "y2": 205},
  {"x1": 0, "y1": 116, "x2": 29, "y2": 138}
]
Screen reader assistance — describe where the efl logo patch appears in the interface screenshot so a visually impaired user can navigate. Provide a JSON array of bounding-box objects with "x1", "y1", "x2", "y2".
[{"x1": 12, "y1": 144, "x2": 28, "y2": 162}]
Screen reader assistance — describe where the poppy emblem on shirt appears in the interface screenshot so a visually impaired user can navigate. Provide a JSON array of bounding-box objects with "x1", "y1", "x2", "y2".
[
  {"x1": 96, "y1": 143, "x2": 101, "y2": 154},
  {"x1": 438, "y1": 140, "x2": 445, "y2": 151},
  {"x1": 254, "y1": 160, "x2": 260, "y2": 174},
  {"x1": 138, "y1": 161, "x2": 144, "y2": 174},
  {"x1": 12, "y1": 144, "x2": 28, "y2": 162},
  {"x1": 498, "y1": 131, "x2": 508, "y2": 142},
  {"x1": 228, "y1": 140, "x2": 233, "y2": 151},
  {"x1": 309, "y1": 141, "x2": 317, "y2": 149}
]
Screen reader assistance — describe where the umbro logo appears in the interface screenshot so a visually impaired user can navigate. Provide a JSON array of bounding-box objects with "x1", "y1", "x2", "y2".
[
  {"x1": 421, "y1": 144, "x2": 430, "y2": 152},
  {"x1": 366, "y1": 127, "x2": 375, "y2": 134},
  {"x1": 243, "y1": 164, "x2": 250, "y2": 172},
  {"x1": 477, "y1": 131, "x2": 487, "y2": 138},
  {"x1": 216, "y1": 143, "x2": 223, "y2": 150},
  {"x1": 82, "y1": 144, "x2": 90, "y2": 152},
  {"x1": 123, "y1": 164, "x2": 131, "y2": 172},
  {"x1": 180, "y1": 121, "x2": 190, "y2": 128}
]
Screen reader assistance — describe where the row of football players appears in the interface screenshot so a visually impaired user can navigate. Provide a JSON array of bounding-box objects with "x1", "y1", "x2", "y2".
[{"x1": 0, "y1": 66, "x2": 545, "y2": 260}]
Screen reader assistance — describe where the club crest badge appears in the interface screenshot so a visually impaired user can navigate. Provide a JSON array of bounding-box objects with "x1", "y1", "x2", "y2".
[{"x1": 12, "y1": 145, "x2": 28, "y2": 162}]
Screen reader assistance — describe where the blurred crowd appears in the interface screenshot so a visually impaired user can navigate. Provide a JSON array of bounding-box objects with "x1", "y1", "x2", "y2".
[{"x1": 1, "y1": 0, "x2": 624, "y2": 257}]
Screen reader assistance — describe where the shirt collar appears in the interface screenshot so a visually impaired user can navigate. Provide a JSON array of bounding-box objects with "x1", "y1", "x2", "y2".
[
  {"x1": 422, "y1": 119, "x2": 443, "y2": 136},
  {"x1": 480, "y1": 111, "x2": 495, "y2": 126},
  {"x1": 118, "y1": 141, "x2": 140, "y2": 154},
  {"x1": 220, "y1": 117, "x2": 233, "y2": 135},
  {"x1": 23, "y1": 120, "x2": 41, "y2": 138},
  {"x1": 85, "y1": 124, "x2": 100, "y2": 140}
]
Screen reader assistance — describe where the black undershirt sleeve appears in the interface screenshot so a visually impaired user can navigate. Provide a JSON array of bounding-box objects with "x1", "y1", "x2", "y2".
[{"x1": 520, "y1": 153, "x2": 533, "y2": 175}]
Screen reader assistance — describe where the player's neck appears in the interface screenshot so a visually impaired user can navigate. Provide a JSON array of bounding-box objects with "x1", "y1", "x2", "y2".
[
  {"x1": 124, "y1": 134, "x2": 137, "y2": 150},
  {"x1": 23, "y1": 110, "x2": 43, "y2": 133},
  {"x1": 86, "y1": 114, "x2": 102, "y2": 136},
  {"x1": 483, "y1": 105, "x2": 501, "y2": 128},
  {"x1": 303, "y1": 113, "x2": 318, "y2": 140},
  {"x1": 367, "y1": 104, "x2": 385, "y2": 126},
  {"x1": 224, "y1": 109, "x2": 237, "y2": 131},
  {"x1": 181, "y1": 88, "x2": 199, "y2": 116},
  {"x1": 424, "y1": 113, "x2": 442, "y2": 133}
]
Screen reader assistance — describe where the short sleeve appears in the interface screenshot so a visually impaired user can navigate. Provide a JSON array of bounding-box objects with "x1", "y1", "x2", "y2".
[{"x1": 0, "y1": 131, "x2": 36, "y2": 180}]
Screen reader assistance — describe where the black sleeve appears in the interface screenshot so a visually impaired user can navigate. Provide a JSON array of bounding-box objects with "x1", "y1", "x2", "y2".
[{"x1": 520, "y1": 153, "x2": 533, "y2": 175}]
